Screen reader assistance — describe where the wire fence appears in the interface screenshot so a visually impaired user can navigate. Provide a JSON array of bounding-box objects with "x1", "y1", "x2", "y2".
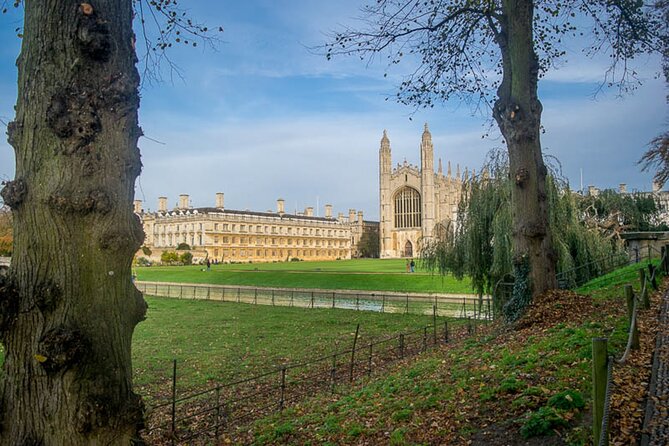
[
  {"x1": 135, "y1": 281, "x2": 493, "y2": 320},
  {"x1": 591, "y1": 244, "x2": 667, "y2": 446},
  {"x1": 493, "y1": 248, "x2": 655, "y2": 314},
  {"x1": 143, "y1": 317, "x2": 479, "y2": 445}
]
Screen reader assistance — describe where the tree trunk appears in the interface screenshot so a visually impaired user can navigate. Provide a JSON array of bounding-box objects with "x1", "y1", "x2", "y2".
[
  {"x1": 0, "y1": 1, "x2": 146, "y2": 444},
  {"x1": 493, "y1": 0, "x2": 557, "y2": 299}
]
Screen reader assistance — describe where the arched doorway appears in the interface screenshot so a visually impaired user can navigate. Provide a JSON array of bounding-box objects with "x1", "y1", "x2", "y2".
[{"x1": 404, "y1": 240, "x2": 413, "y2": 257}]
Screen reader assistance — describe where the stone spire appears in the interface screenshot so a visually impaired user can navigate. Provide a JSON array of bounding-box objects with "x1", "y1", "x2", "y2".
[
  {"x1": 456, "y1": 163, "x2": 461, "y2": 179},
  {"x1": 422, "y1": 122, "x2": 432, "y2": 143},
  {"x1": 380, "y1": 129, "x2": 390, "y2": 151},
  {"x1": 447, "y1": 161, "x2": 452, "y2": 178},
  {"x1": 438, "y1": 158, "x2": 443, "y2": 175}
]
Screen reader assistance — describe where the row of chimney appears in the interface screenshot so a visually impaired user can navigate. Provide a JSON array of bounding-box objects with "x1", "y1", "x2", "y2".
[{"x1": 133, "y1": 194, "x2": 363, "y2": 221}]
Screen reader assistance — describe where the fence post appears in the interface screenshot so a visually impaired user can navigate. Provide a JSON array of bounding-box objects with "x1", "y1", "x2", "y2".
[
  {"x1": 423, "y1": 326, "x2": 427, "y2": 352},
  {"x1": 625, "y1": 285, "x2": 634, "y2": 322},
  {"x1": 380, "y1": 294, "x2": 384, "y2": 313},
  {"x1": 356, "y1": 294, "x2": 360, "y2": 311},
  {"x1": 290, "y1": 290, "x2": 294, "y2": 307},
  {"x1": 443, "y1": 320, "x2": 449, "y2": 344},
  {"x1": 332, "y1": 292, "x2": 336, "y2": 309},
  {"x1": 254, "y1": 289, "x2": 258, "y2": 305},
  {"x1": 433, "y1": 305, "x2": 437, "y2": 345},
  {"x1": 171, "y1": 359, "x2": 177, "y2": 446},
  {"x1": 330, "y1": 352, "x2": 337, "y2": 393},
  {"x1": 214, "y1": 386, "x2": 221, "y2": 440},
  {"x1": 399, "y1": 334, "x2": 405, "y2": 359},
  {"x1": 467, "y1": 317, "x2": 473, "y2": 335},
  {"x1": 648, "y1": 264, "x2": 658, "y2": 291},
  {"x1": 405, "y1": 294, "x2": 409, "y2": 314},
  {"x1": 349, "y1": 324, "x2": 360, "y2": 383},
  {"x1": 207, "y1": 286, "x2": 211, "y2": 301},
  {"x1": 311, "y1": 291, "x2": 315, "y2": 308},
  {"x1": 237, "y1": 288, "x2": 240, "y2": 303},
  {"x1": 368, "y1": 343, "x2": 373, "y2": 377},
  {"x1": 180, "y1": 285, "x2": 183, "y2": 299},
  {"x1": 271, "y1": 290, "x2": 274, "y2": 306},
  {"x1": 592, "y1": 338, "x2": 608, "y2": 446},
  {"x1": 279, "y1": 367, "x2": 286, "y2": 411}
]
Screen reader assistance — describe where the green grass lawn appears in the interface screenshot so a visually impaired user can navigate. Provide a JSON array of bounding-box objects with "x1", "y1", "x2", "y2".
[
  {"x1": 135, "y1": 259, "x2": 474, "y2": 294},
  {"x1": 133, "y1": 296, "x2": 446, "y2": 402},
  {"x1": 248, "y1": 264, "x2": 643, "y2": 445},
  {"x1": 0, "y1": 295, "x2": 450, "y2": 405}
]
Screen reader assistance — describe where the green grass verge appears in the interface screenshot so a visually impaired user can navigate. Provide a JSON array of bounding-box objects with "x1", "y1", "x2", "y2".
[
  {"x1": 135, "y1": 259, "x2": 474, "y2": 294},
  {"x1": 576, "y1": 258, "x2": 659, "y2": 299}
]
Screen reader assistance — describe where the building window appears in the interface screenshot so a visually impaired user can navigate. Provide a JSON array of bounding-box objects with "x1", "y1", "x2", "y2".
[{"x1": 394, "y1": 187, "x2": 422, "y2": 228}]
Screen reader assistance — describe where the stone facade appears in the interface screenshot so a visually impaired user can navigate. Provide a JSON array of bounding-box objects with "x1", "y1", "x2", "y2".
[
  {"x1": 135, "y1": 194, "x2": 376, "y2": 263},
  {"x1": 379, "y1": 124, "x2": 466, "y2": 258}
]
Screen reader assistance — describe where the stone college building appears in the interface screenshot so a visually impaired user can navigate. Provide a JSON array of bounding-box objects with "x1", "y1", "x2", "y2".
[{"x1": 134, "y1": 194, "x2": 377, "y2": 263}]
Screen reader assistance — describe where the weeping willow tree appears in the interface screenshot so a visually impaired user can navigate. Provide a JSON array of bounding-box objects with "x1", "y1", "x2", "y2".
[{"x1": 421, "y1": 149, "x2": 621, "y2": 321}]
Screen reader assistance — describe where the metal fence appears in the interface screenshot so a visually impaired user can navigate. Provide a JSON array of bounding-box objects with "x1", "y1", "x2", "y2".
[
  {"x1": 144, "y1": 318, "x2": 478, "y2": 445},
  {"x1": 135, "y1": 281, "x2": 493, "y2": 320},
  {"x1": 493, "y1": 249, "x2": 650, "y2": 313}
]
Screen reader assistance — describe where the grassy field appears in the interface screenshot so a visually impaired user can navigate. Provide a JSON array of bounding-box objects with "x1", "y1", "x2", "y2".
[
  {"x1": 0, "y1": 295, "x2": 450, "y2": 403},
  {"x1": 135, "y1": 259, "x2": 474, "y2": 294},
  {"x1": 134, "y1": 296, "x2": 446, "y2": 401}
]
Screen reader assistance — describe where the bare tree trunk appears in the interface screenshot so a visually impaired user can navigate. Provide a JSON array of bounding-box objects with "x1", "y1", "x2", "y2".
[
  {"x1": 0, "y1": 1, "x2": 146, "y2": 444},
  {"x1": 493, "y1": 0, "x2": 556, "y2": 300}
]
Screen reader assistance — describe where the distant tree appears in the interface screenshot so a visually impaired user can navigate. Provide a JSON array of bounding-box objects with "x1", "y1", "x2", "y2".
[
  {"x1": 639, "y1": 1, "x2": 669, "y2": 186},
  {"x1": 176, "y1": 242, "x2": 191, "y2": 250},
  {"x1": 358, "y1": 227, "x2": 380, "y2": 258},
  {"x1": 326, "y1": 1, "x2": 666, "y2": 307},
  {"x1": 0, "y1": 1, "x2": 220, "y2": 443},
  {"x1": 580, "y1": 189, "x2": 666, "y2": 234},
  {"x1": 141, "y1": 245, "x2": 152, "y2": 256}
]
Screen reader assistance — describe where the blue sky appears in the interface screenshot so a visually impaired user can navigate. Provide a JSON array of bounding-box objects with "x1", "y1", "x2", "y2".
[{"x1": 0, "y1": 1, "x2": 666, "y2": 220}]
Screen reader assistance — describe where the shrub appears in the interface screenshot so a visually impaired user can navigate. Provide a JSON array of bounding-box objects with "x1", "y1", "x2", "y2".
[
  {"x1": 547, "y1": 390, "x2": 585, "y2": 411},
  {"x1": 176, "y1": 243, "x2": 191, "y2": 250},
  {"x1": 160, "y1": 251, "x2": 179, "y2": 264},
  {"x1": 141, "y1": 245, "x2": 152, "y2": 256},
  {"x1": 180, "y1": 252, "x2": 193, "y2": 265},
  {"x1": 136, "y1": 257, "x2": 152, "y2": 266},
  {"x1": 520, "y1": 407, "x2": 568, "y2": 438}
]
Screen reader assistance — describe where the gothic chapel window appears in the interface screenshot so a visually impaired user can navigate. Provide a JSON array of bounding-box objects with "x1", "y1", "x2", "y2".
[{"x1": 394, "y1": 187, "x2": 421, "y2": 228}]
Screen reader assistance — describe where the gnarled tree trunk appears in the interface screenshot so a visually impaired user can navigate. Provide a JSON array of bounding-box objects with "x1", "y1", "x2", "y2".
[
  {"x1": 493, "y1": 0, "x2": 556, "y2": 302},
  {"x1": 0, "y1": 1, "x2": 146, "y2": 443}
]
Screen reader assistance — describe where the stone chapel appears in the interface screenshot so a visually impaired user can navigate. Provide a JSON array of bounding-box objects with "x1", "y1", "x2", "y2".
[{"x1": 379, "y1": 124, "x2": 467, "y2": 258}]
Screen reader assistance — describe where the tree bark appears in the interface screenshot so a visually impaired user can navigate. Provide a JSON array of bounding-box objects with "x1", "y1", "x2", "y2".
[
  {"x1": 493, "y1": 0, "x2": 557, "y2": 298},
  {"x1": 0, "y1": 1, "x2": 146, "y2": 444}
]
